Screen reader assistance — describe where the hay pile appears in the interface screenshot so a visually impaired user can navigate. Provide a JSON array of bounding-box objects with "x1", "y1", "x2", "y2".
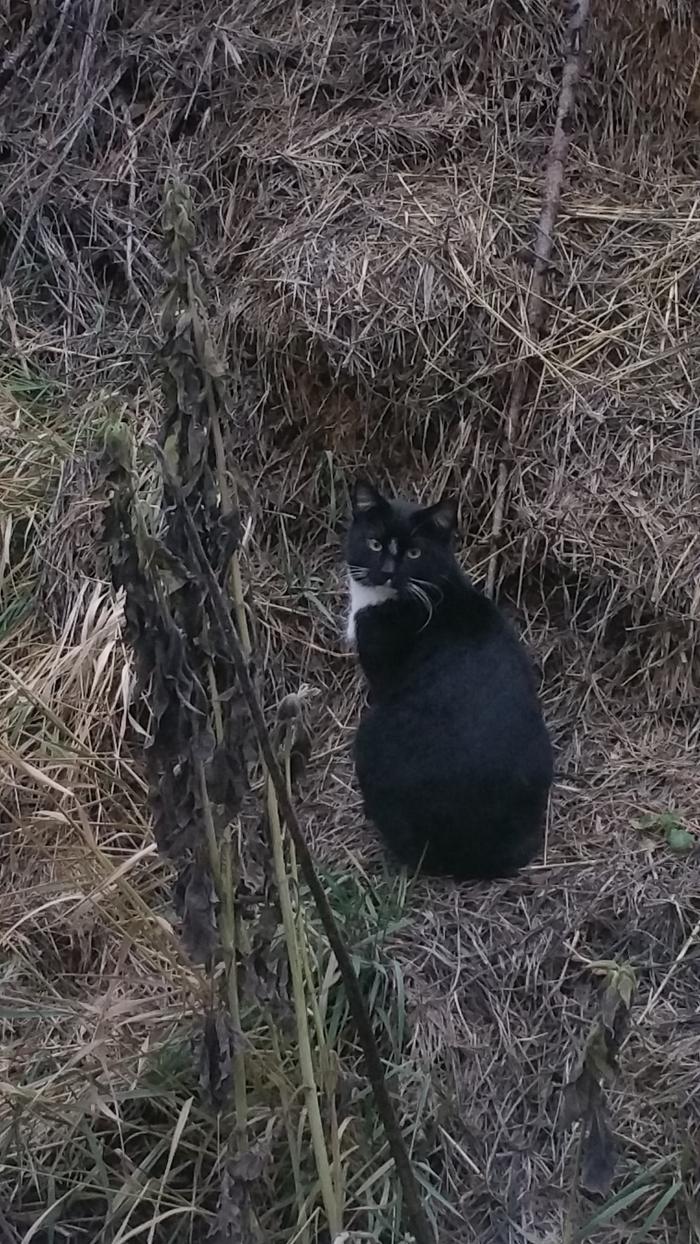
[{"x1": 1, "y1": 0, "x2": 700, "y2": 1240}]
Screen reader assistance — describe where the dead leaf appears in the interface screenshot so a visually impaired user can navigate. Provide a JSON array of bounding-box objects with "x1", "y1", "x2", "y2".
[
  {"x1": 207, "y1": 1163, "x2": 253, "y2": 1243},
  {"x1": 199, "y1": 1007, "x2": 234, "y2": 1111},
  {"x1": 179, "y1": 855, "x2": 217, "y2": 965},
  {"x1": 581, "y1": 1101, "x2": 617, "y2": 1196}
]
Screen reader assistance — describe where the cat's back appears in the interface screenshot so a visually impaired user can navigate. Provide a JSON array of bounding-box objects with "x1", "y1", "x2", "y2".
[
  {"x1": 357, "y1": 592, "x2": 551, "y2": 779},
  {"x1": 369, "y1": 587, "x2": 536, "y2": 707}
]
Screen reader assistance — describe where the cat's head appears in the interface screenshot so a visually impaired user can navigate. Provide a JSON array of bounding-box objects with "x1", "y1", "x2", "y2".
[{"x1": 345, "y1": 480, "x2": 458, "y2": 598}]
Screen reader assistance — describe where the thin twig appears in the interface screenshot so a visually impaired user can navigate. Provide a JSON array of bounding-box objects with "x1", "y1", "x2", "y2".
[
  {"x1": 0, "y1": 0, "x2": 50, "y2": 95},
  {"x1": 486, "y1": 0, "x2": 591, "y2": 597},
  {"x1": 3, "y1": 58, "x2": 133, "y2": 284},
  {"x1": 161, "y1": 455, "x2": 437, "y2": 1244}
]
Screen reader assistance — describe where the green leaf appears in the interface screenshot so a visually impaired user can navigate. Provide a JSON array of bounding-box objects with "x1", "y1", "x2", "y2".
[
  {"x1": 629, "y1": 1178, "x2": 683, "y2": 1243},
  {"x1": 616, "y1": 966, "x2": 636, "y2": 1009},
  {"x1": 665, "y1": 825, "x2": 695, "y2": 854},
  {"x1": 639, "y1": 811, "x2": 695, "y2": 854},
  {"x1": 639, "y1": 811, "x2": 679, "y2": 834},
  {"x1": 576, "y1": 1183, "x2": 661, "y2": 1237}
]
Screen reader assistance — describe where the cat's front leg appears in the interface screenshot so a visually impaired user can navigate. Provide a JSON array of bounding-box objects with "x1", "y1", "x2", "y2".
[{"x1": 354, "y1": 598, "x2": 417, "y2": 687}]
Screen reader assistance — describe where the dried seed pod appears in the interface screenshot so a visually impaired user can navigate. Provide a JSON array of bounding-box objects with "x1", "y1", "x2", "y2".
[{"x1": 277, "y1": 692, "x2": 313, "y2": 788}]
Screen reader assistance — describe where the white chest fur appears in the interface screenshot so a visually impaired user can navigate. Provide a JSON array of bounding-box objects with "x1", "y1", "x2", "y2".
[{"x1": 346, "y1": 576, "x2": 397, "y2": 643}]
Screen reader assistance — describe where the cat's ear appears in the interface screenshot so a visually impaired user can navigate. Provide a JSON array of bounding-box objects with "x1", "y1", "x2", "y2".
[
  {"x1": 351, "y1": 480, "x2": 383, "y2": 515},
  {"x1": 423, "y1": 496, "x2": 458, "y2": 536}
]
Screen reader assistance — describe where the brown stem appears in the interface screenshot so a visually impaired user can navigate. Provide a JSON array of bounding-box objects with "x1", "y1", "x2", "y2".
[
  {"x1": 162, "y1": 456, "x2": 436, "y2": 1244},
  {"x1": 486, "y1": 0, "x2": 591, "y2": 596}
]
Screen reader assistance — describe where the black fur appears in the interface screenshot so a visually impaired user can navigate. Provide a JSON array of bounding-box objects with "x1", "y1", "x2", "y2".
[{"x1": 346, "y1": 481, "x2": 553, "y2": 880}]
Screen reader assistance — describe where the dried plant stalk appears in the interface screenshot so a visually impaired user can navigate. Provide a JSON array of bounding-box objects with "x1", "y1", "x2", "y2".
[
  {"x1": 562, "y1": 960, "x2": 636, "y2": 1241},
  {"x1": 162, "y1": 456, "x2": 437, "y2": 1244},
  {"x1": 487, "y1": 0, "x2": 592, "y2": 596},
  {"x1": 191, "y1": 225, "x2": 342, "y2": 1226},
  {"x1": 110, "y1": 186, "x2": 351, "y2": 1238},
  {"x1": 106, "y1": 186, "x2": 267, "y2": 1236},
  {"x1": 161, "y1": 194, "x2": 252, "y2": 1183},
  {"x1": 266, "y1": 772, "x2": 342, "y2": 1237}
]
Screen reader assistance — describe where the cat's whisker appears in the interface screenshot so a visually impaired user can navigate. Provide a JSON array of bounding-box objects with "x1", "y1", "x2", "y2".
[
  {"x1": 412, "y1": 578, "x2": 444, "y2": 604},
  {"x1": 407, "y1": 581, "x2": 434, "y2": 629},
  {"x1": 408, "y1": 582, "x2": 430, "y2": 609}
]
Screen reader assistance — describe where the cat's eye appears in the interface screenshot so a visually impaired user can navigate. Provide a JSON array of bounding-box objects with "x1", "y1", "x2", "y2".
[
  {"x1": 367, "y1": 538, "x2": 382, "y2": 552},
  {"x1": 407, "y1": 547, "x2": 421, "y2": 559}
]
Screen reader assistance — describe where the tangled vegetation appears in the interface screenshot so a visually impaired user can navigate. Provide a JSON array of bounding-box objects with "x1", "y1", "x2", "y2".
[{"x1": 1, "y1": 1, "x2": 699, "y2": 1240}]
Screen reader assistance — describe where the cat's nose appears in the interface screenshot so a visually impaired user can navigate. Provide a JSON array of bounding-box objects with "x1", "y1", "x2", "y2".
[{"x1": 379, "y1": 557, "x2": 395, "y2": 581}]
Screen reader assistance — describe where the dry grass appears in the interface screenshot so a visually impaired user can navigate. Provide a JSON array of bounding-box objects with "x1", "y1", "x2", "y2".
[{"x1": 1, "y1": 0, "x2": 700, "y2": 1241}]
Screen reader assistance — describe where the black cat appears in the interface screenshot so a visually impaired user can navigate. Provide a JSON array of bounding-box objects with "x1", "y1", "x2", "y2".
[{"x1": 345, "y1": 480, "x2": 553, "y2": 880}]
